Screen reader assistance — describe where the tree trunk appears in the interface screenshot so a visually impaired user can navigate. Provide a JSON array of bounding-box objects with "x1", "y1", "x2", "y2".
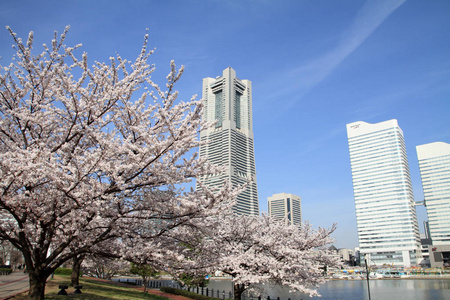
[
  {"x1": 28, "y1": 271, "x2": 48, "y2": 300},
  {"x1": 71, "y1": 255, "x2": 84, "y2": 286},
  {"x1": 142, "y1": 276, "x2": 148, "y2": 293},
  {"x1": 233, "y1": 283, "x2": 246, "y2": 300}
]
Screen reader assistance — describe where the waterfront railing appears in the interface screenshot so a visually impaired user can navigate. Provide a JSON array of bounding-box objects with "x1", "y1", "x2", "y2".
[{"x1": 115, "y1": 279, "x2": 305, "y2": 300}]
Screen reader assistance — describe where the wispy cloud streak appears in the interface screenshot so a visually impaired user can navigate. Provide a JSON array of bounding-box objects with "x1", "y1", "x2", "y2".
[
  {"x1": 268, "y1": 0, "x2": 407, "y2": 116},
  {"x1": 292, "y1": 0, "x2": 406, "y2": 91},
  {"x1": 264, "y1": 0, "x2": 407, "y2": 153}
]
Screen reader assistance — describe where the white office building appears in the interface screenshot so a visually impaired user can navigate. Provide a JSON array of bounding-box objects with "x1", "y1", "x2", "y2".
[
  {"x1": 346, "y1": 120, "x2": 422, "y2": 267},
  {"x1": 268, "y1": 193, "x2": 302, "y2": 226},
  {"x1": 197, "y1": 67, "x2": 259, "y2": 215},
  {"x1": 417, "y1": 142, "x2": 450, "y2": 247}
]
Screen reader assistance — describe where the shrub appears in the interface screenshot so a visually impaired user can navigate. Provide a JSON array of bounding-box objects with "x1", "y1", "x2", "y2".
[
  {"x1": 0, "y1": 268, "x2": 12, "y2": 275},
  {"x1": 54, "y1": 268, "x2": 73, "y2": 275}
]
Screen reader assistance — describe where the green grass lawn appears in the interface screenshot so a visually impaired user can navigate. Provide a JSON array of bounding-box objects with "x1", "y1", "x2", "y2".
[{"x1": 12, "y1": 275, "x2": 169, "y2": 300}]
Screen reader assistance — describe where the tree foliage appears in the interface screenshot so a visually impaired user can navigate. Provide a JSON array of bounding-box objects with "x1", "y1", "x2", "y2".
[
  {"x1": 130, "y1": 263, "x2": 158, "y2": 293},
  {"x1": 177, "y1": 272, "x2": 209, "y2": 288},
  {"x1": 179, "y1": 213, "x2": 340, "y2": 299},
  {"x1": 0, "y1": 25, "x2": 341, "y2": 300},
  {"x1": 82, "y1": 255, "x2": 129, "y2": 280},
  {"x1": 0, "y1": 26, "x2": 233, "y2": 300},
  {"x1": 0, "y1": 240, "x2": 24, "y2": 268}
]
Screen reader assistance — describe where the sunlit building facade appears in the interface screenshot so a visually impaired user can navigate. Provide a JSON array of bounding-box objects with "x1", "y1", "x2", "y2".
[
  {"x1": 268, "y1": 193, "x2": 302, "y2": 226},
  {"x1": 417, "y1": 142, "x2": 450, "y2": 247},
  {"x1": 197, "y1": 67, "x2": 259, "y2": 215},
  {"x1": 346, "y1": 119, "x2": 422, "y2": 267}
]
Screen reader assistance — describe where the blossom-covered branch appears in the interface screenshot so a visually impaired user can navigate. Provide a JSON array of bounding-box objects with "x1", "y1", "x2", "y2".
[
  {"x1": 0, "y1": 27, "x2": 232, "y2": 300},
  {"x1": 174, "y1": 212, "x2": 340, "y2": 299}
]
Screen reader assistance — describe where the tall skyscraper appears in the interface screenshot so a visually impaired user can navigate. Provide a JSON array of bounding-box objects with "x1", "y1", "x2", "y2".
[
  {"x1": 268, "y1": 193, "x2": 302, "y2": 226},
  {"x1": 416, "y1": 142, "x2": 450, "y2": 246},
  {"x1": 198, "y1": 67, "x2": 259, "y2": 215},
  {"x1": 346, "y1": 119, "x2": 422, "y2": 267}
]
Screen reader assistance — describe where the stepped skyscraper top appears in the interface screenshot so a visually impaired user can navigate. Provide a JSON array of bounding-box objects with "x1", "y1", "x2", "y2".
[{"x1": 197, "y1": 67, "x2": 259, "y2": 215}]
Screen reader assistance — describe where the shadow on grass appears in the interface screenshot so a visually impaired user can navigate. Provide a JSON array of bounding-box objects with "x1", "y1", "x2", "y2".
[{"x1": 11, "y1": 275, "x2": 169, "y2": 300}]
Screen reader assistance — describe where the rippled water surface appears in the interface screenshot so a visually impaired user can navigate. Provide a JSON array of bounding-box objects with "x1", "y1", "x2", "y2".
[{"x1": 207, "y1": 278, "x2": 450, "y2": 300}]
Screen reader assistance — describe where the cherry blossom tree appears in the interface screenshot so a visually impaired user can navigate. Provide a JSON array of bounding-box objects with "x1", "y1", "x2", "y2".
[
  {"x1": 130, "y1": 263, "x2": 158, "y2": 293},
  {"x1": 0, "y1": 240, "x2": 24, "y2": 268},
  {"x1": 70, "y1": 253, "x2": 85, "y2": 286},
  {"x1": 0, "y1": 26, "x2": 233, "y2": 300},
  {"x1": 82, "y1": 255, "x2": 130, "y2": 280},
  {"x1": 179, "y1": 213, "x2": 340, "y2": 300}
]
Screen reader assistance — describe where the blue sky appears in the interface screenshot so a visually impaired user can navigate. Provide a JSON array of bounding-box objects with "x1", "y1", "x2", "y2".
[{"x1": 1, "y1": 0, "x2": 449, "y2": 249}]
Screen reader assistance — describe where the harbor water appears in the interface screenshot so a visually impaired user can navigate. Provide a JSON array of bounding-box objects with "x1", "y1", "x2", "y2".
[
  {"x1": 115, "y1": 277, "x2": 450, "y2": 300},
  {"x1": 206, "y1": 278, "x2": 450, "y2": 300}
]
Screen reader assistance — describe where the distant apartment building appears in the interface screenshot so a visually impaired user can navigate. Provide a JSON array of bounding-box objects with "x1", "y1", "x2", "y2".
[
  {"x1": 197, "y1": 67, "x2": 259, "y2": 215},
  {"x1": 267, "y1": 193, "x2": 301, "y2": 226},
  {"x1": 417, "y1": 142, "x2": 450, "y2": 267},
  {"x1": 346, "y1": 119, "x2": 422, "y2": 267},
  {"x1": 338, "y1": 248, "x2": 356, "y2": 265}
]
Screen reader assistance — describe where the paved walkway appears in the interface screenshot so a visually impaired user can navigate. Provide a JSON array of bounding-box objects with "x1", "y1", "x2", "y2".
[
  {"x1": 146, "y1": 288, "x2": 192, "y2": 300},
  {"x1": 0, "y1": 271, "x2": 29, "y2": 300}
]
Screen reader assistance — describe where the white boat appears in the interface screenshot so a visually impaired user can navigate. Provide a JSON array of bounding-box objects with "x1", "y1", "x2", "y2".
[{"x1": 369, "y1": 272, "x2": 384, "y2": 279}]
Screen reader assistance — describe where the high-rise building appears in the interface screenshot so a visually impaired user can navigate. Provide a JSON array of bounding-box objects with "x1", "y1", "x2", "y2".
[
  {"x1": 198, "y1": 67, "x2": 259, "y2": 215},
  {"x1": 416, "y1": 142, "x2": 450, "y2": 254},
  {"x1": 346, "y1": 119, "x2": 422, "y2": 267},
  {"x1": 267, "y1": 193, "x2": 302, "y2": 226}
]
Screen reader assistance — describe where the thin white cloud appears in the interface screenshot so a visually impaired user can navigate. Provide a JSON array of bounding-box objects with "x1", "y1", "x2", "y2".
[
  {"x1": 292, "y1": 0, "x2": 407, "y2": 91},
  {"x1": 264, "y1": 0, "x2": 408, "y2": 154},
  {"x1": 267, "y1": 0, "x2": 407, "y2": 117},
  {"x1": 289, "y1": 126, "x2": 344, "y2": 158}
]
